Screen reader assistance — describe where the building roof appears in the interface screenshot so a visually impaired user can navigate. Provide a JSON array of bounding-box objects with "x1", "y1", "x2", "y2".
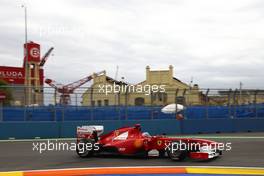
[
  {"x1": 105, "y1": 76, "x2": 128, "y2": 85},
  {"x1": 173, "y1": 77, "x2": 190, "y2": 87}
]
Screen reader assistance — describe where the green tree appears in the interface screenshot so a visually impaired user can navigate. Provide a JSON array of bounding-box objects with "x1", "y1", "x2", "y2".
[{"x1": 0, "y1": 79, "x2": 13, "y2": 106}]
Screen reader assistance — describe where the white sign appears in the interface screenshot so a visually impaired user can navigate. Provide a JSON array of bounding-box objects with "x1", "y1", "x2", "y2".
[
  {"x1": 0, "y1": 71, "x2": 23, "y2": 78},
  {"x1": 30, "y1": 48, "x2": 40, "y2": 58}
]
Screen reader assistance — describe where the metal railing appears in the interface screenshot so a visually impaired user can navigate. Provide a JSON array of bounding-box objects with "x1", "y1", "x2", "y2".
[{"x1": 0, "y1": 85, "x2": 264, "y2": 121}]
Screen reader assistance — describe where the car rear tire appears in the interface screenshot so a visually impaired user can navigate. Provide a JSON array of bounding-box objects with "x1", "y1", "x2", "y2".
[
  {"x1": 166, "y1": 140, "x2": 187, "y2": 161},
  {"x1": 76, "y1": 139, "x2": 95, "y2": 158}
]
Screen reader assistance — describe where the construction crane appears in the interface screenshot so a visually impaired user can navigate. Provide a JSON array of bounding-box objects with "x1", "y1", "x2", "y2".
[
  {"x1": 39, "y1": 47, "x2": 54, "y2": 67},
  {"x1": 45, "y1": 70, "x2": 105, "y2": 105}
]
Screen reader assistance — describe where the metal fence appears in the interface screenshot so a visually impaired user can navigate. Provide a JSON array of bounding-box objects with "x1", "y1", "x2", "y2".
[{"x1": 0, "y1": 85, "x2": 264, "y2": 121}]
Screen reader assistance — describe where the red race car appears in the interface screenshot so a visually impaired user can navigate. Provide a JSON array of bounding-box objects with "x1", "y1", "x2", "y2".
[{"x1": 76, "y1": 124, "x2": 222, "y2": 161}]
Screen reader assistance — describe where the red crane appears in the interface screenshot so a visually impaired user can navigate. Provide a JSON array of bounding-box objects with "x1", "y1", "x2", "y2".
[
  {"x1": 45, "y1": 71, "x2": 105, "y2": 105},
  {"x1": 40, "y1": 47, "x2": 54, "y2": 67}
]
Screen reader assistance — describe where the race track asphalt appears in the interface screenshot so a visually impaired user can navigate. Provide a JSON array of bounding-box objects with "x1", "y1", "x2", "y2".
[{"x1": 0, "y1": 132, "x2": 263, "y2": 172}]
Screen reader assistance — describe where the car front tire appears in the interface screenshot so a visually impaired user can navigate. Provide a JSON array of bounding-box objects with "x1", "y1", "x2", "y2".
[{"x1": 166, "y1": 140, "x2": 187, "y2": 161}]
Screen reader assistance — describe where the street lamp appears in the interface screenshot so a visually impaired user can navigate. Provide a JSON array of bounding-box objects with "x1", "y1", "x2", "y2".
[{"x1": 21, "y1": 4, "x2": 29, "y2": 106}]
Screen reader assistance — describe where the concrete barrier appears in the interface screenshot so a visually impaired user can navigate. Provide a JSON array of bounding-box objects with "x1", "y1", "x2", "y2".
[
  {"x1": 0, "y1": 118, "x2": 263, "y2": 139},
  {"x1": 181, "y1": 118, "x2": 264, "y2": 134},
  {"x1": 0, "y1": 120, "x2": 181, "y2": 139},
  {"x1": 0, "y1": 122, "x2": 60, "y2": 139},
  {"x1": 181, "y1": 119, "x2": 234, "y2": 134}
]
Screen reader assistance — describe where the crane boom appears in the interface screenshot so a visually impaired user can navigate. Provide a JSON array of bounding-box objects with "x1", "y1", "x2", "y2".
[
  {"x1": 65, "y1": 75, "x2": 93, "y2": 92},
  {"x1": 45, "y1": 79, "x2": 64, "y2": 90},
  {"x1": 45, "y1": 70, "x2": 105, "y2": 105},
  {"x1": 40, "y1": 47, "x2": 54, "y2": 67},
  {"x1": 65, "y1": 70, "x2": 105, "y2": 91}
]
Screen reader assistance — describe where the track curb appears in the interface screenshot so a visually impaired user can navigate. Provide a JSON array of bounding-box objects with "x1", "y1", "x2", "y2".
[{"x1": 1, "y1": 166, "x2": 264, "y2": 176}]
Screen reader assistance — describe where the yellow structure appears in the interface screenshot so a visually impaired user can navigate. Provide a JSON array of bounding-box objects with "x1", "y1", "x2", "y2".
[
  {"x1": 24, "y1": 42, "x2": 44, "y2": 106},
  {"x1": 25, "y1": 60, "x2": 43, "y2": 105},
  {"x1": 82, "y1": 66, "x2": 205, "y2": 106}
]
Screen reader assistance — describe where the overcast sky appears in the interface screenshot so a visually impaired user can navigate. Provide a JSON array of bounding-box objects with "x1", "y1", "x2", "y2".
[{"x1": 0, "y1": 0, "x2": 264, "y2": 89}]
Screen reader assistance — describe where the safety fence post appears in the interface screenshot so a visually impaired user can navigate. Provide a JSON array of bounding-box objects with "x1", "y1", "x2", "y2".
[
  {"x1": 227, "y1": 89, "x2": 231, "y2": 118},
  {"x1": 175, "y1": 88, "x2": 179, "y2": 119},
  {"x1": 54, "y1": 88, "x2": 57, "y2": 105},
  {"x1": 75, "y1": 93, "x2": 78, "y2": 107},
  {"x1": 90, "y1": 87, "x2": 94, "y2": 120},
  {"x1": 0, "y1": 102, "x2": 3, "y2": 122},
  {"x1": 118, "y1": 92, "x2": 121, "y2": 120},
  {"x1": 23, "y1": 86, "x2": 26, "y2": 121},
  {"x1": 53, "y1": 105, "x2": 56, "y2": 121},
  {"x1": 254, "y1": 90, "x2": 258, "y2": 118},
  {"x1": 125, "y1": 87, "x2": 128, "y2": 120},
  {"x1": 62, "y1": 105, "x2": 65, "y2": 122},
  {"x1": 233, "y1": 89, "x2": 238, "y2": 118},
  {"x1": 182, "y1": 88, "x2": 187, "y2": 118},
  {"x1": 205, "y1": 89, "x2": 210, "y2": 119},
  {"x1": 150, "y1": 91, "x2": 154, "y2": 120}
]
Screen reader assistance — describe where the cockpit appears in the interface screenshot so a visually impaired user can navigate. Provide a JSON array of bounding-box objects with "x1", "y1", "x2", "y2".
[{"x1": 142, "y1": 132, "x2": 151, "y2": 137}]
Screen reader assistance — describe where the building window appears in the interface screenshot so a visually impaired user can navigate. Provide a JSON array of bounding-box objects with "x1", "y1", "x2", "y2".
[
  {"x1": 97, "y1": 100, "x2": 102, "y2": 106},
  {"x1": 176, "y1": 96, "x2": 185, "y2": 105},
  {"x1": 153, "y1": 92, "x2": 167, "y2": 102},
  {"x1": 135, "y1": 97, "x2": 145, "y2": 106},
  {"x1": 104, "y1": 99, "x2": 109, "y2": 106}
]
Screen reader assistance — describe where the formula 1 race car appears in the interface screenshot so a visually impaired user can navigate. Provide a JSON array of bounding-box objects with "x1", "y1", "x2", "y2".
[{"x1": 76, "y1": 124, "x2": 222, "y2": 161}]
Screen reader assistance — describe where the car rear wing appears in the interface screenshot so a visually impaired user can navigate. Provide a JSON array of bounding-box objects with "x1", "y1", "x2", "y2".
[{"x1": 77, "y1": 125, "x2": 104, "y2": 136}]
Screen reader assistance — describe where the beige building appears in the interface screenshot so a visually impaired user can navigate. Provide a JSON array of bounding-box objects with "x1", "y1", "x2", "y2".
[{"x1": 81, "y1": 66, "x2": 205, "y2": 106}]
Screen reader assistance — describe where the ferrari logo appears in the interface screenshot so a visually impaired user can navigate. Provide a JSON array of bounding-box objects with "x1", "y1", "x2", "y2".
[
  {"x1": 157, "y1": 140, "x2": 162, "y2": 146},
  {"x1": 134, "y1": 139, "x2": 143, "y2": 148}
]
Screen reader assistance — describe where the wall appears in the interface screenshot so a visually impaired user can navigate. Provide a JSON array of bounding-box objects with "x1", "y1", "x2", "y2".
[{"x1": 1, "y1": 118, "x2": 264, "y2": 139}]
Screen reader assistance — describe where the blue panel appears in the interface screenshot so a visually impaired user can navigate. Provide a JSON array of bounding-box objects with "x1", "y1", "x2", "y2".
[
  {"x1": 126, "y1": 107, "x2": 152, "y2": 120},
  {"x1": 3, "y1": 107, "x2": 25, "y2": 121},
  {"x1": 2, "y1": 104, "x2": 264, "y2": 121},
  {"x1": 185, "y1": 106, "x2": 206, "y2": 119},
  {"x1": 1, "y1": 104, "x2": 264, "y2": 139},
  {"x1": 64, "y1": 107, "x2": 92, "y2": 121},
  {"x1": 0, "y1": 122, "x2": 59, "y2": 139},
  {"x1": 233, "y1": 119, "x2": 264, "y2": 132},
  {"x1": 181, "y1": 119, "x2": 234, "y2": 134},
  {"x1": 30, "y1": 108, "x2": 55, "y2": 121},
  {"x1": 257, "y1": 105, "x2": 264, "y2": 117},
  {"x1": 92, "y1": 107, "x2": 119, "y2": 120},
  {"x1": 207, "y1": 106, "x2": 229, "y2": 119}
]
